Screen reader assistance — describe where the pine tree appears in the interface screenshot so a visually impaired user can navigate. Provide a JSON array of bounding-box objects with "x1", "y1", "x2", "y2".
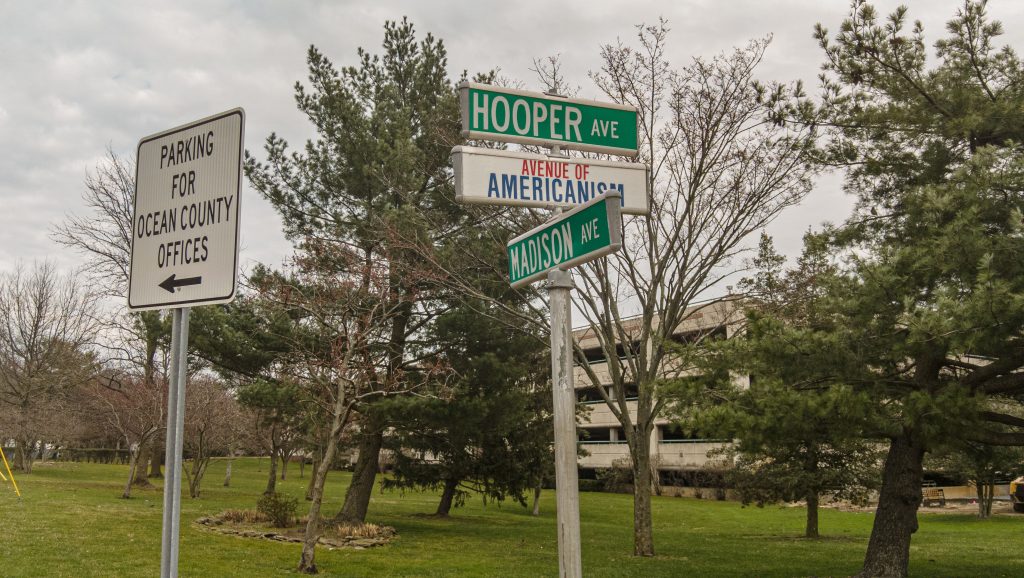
[
  {"x1": 246, "y1": 18, "x2": 466, "y2": 528},
  {"x1": 746, "y1": 2, "x2": 1024, "y2": 575},
  {"x1": 382, "y1": 298, "x2": 550, "y2": 516},
  {"x1": 678, "y1": 236, "x2": 881, "y2": 539}
]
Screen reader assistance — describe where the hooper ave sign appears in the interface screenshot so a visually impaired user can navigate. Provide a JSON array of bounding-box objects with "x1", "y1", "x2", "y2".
[{"x1": 459, "y1": 82, "x2": 638, "y2": 156}]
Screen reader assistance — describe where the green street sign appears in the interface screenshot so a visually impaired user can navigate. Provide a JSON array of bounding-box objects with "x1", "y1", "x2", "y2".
[
  {"x1": 460, "y1": 82, "x2": 638, "y2": 157},
  {"x1": 507, "y1": 192, "x2": 623, "y2": 288}
]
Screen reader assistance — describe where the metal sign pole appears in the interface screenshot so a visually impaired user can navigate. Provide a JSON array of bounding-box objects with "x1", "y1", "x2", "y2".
[
  {"x1": 547, "y1": 268, "x2": 582, "y2": 578},
  {"x1": 160, "y1": 307, "x2": 190, "y2": 578}
]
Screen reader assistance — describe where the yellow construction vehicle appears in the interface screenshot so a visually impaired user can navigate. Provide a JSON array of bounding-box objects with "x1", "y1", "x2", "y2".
[{"x1": 1012, "y1": 476, "x2": 1024, "y2": 513}]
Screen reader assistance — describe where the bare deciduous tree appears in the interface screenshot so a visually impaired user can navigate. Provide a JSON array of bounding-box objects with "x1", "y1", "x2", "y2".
[
  {"x1": 181, "y1": 375, "x2": 245, "y2": 499},
  {"x1": 0, "y1": 261, "x2": 101, "y2": 472},
  {"x1": 80, "y1": 373, "x2": 164, "y2": 498},
  {"x1": 52, "y1": 149, "x2": 170, "y2": 485},
  {"x1": 52, "y1": 148, "x2": 135, "y2": 296},
  {"x1": 564, "y1": 23, "x2": 817, "y2": 556},
  {"x1": 251, "y1": 248, "x2": 413, "y2": 575}
]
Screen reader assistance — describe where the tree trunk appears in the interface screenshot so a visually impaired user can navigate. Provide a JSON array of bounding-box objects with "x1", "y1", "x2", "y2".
[
  {"x1": 187, "y1": 458, "x2": 209, "y2": 498},
  {"x1": 532, "y1": 485, "x2": 542, "y2": 516},
  {"x1": 977, "y1": 480, "x2": 993, "y2": 519},
  {"x1": 223, "y1": 459, "x2": 233, "y2": 487},
  {"x1": 805, "y1": 490, "x2": 819, "y2": 539},
  {"x1": 306, "y1": 457, "x2": 319, "y2": 501},
  {"x1": 149, "y1": 441, "x2": 164, "y2": 478},
  {"x1": 281, "y1": 454, "x2": 288, "y2": 480},
  {"x1": 265, "y1": 452, "x2": 278, "y2": 495},
  {"x1": 122, "y1": 449, "x2": 139, "y2": 499},
  {"x1": 298, "y1": 390, "x2": 350, "y2": 574},
  {"x1": 15, "y1": 440, "x2": 32, "y2": 473},
  {"x1": 335, "y1": 428, "x2": 383, "y2": 523},
  {"x1": 435, "y1": 478, "x2": 459, "y2": 517},
  {"x1": 630, "y1": 434, "x2": 655, "y2": 557},
  {"x1": 132, "y1": 441, "x2": 151, "y2": 486},
  {"x1": 805, "y1": 448, "x2": 820, "y2": 538},
  {"x1": 855, "y1": 433, "x2": 925, "y2": 578}
]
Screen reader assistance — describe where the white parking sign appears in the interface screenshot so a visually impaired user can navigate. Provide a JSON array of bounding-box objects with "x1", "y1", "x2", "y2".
[{"x1": 128, "y1": 109, "x2": 244, "y2": 311}]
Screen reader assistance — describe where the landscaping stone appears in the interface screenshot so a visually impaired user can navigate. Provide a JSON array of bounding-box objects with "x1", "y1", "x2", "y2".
[{"x1": 195, "y1": 512, "x2": 396, "y2": 550}]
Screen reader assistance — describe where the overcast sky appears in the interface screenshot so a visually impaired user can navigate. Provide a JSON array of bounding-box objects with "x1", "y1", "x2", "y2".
[{"x1": 2, "y1": 0, "x2": 1022, "y2": 284}]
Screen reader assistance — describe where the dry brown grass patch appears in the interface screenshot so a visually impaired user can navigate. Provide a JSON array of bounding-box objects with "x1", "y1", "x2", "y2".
[
  {"x1": 332, "y1": 522, "x2": 395, "y2": 540},
  {"x1": 219, "y1": 509, "x2": 270, "y2": 524}
]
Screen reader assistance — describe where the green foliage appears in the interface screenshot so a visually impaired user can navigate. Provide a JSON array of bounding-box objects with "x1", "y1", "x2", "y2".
[
  {"x1": 246, "y1": 17, "x2": 460, "y2": 265},
  {"x1": 670, "y1": 235, "x2": 882, "y2": 532},
  {"x1": 381, "y1": 297, "x2": 550, "y2": 511},
  {"x1": 673, "y1": 326, "x2": 882, "y2": 530},
  {"x1": 797, "y1": 0, "x2": 1024, "y2": 449},
  {"x1": 595, "y1": 463, "x2": 634, "y2": 494},
  {"x1": 733, "y1": 0, "x2": 1024, "y2": 569},
  {"x1": 244, "y1": 21, "x2": 501, "y2": 509},
  {"x1": 709, "y1": 380, "x2": 882, "y2": 510},
  {"x1": 256, "y1": 492, "x2": 298, "y2": 528},
  {"x1": 189, "y1": 287, "x2": 294, "y2": 381},
  {"x1": 930, "y1": 442, "x2": 1024, "y2": 486}
]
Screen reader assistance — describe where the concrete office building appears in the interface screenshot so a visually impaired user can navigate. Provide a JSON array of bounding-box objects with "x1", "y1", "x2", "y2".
[{"x1": 572, "y1": 298, "x2": 746, "y2": 481}]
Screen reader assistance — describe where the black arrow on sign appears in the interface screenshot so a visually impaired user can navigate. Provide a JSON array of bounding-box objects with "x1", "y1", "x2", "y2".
[{"x1": 159, "y1": 274, "x2": 202, "y2": 294}]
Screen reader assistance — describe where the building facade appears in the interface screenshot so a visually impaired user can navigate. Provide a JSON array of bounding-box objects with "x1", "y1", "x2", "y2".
[{"x1": 572, "y1": 298, "x2": 746, "y2": 480}]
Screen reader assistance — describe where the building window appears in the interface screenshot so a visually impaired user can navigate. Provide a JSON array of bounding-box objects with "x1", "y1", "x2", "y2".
[
  {"x1": 670, "y1": 326, "x2": 727, "y2": 346},
  {"x1": 578, "y1": 341, "x2": 641, "y2": 365},
  {"x1": 578, "y1": 427, "x2": 613, "y2": 443},
  {"x1": 581, "y1": 346, "x2": 606, "y2": 364},
  {"x1": 577, "y1": 387, "x2": 605, "y2": 404},
  {"x1": 659, "y1": 424, "x2": 712, "y2": 443},
  {"x1": 621, "y1": 382, "x2": 639, "y2": 400},
  {"x1": 577, "y1": 383, "x2": 639, "y2": 404}
]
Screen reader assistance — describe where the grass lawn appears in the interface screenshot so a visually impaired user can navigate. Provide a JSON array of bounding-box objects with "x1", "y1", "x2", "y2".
[{"x1": 1, "y1": 458, "x2": 1022, "y2": 577}]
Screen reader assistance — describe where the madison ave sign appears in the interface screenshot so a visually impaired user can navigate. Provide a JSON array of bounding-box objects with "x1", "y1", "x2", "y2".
[
  {"x1": 459, "y1": 82, "x2": 639, "y2": 156},
  {"x1": 452, "y1": 146, "x2": 649, "y2": 215},
  {"x1": 507, "y1": 192, "x2": 623, "y2": 288},
  {"x1": 129, "y1": 109, "x2": 244, "y2": 311}
]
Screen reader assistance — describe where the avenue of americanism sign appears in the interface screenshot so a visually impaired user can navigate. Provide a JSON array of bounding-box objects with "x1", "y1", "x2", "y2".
[
  {"x1": 459, "y1": 82, "x2": 638, "y2": 156},
  {"x1": 128, "y1": 109, "x2": 244, "y2": 311},
  {"x1": 452, "y1": 146, "x2": 649, "y2": 215}
]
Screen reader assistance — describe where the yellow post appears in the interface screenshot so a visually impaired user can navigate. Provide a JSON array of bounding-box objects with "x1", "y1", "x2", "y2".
[{"x1": 0, "y1": 446, "x2": 21, "y2": 497}]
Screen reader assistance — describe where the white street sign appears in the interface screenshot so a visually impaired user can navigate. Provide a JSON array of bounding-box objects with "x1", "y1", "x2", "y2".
[
  {"x1": 129, "y1": 109, "x2": 244, "y2": 311},
  {"x1": 452, "y1": 146, "x2": 649, "y2": 215}
]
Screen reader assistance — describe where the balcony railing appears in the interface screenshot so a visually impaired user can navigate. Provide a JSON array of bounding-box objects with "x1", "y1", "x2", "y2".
[
  {"x1": 659, "y1": 438, "x2": 729, "y2": 444},
  {"x1": 578, "y1": 396, "x2": 638, "y2": 405}
]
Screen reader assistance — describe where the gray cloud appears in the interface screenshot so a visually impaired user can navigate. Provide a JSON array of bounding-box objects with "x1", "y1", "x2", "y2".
[{"x1": 1, "y1": 0, "x2": 1020, "y2": 282}]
